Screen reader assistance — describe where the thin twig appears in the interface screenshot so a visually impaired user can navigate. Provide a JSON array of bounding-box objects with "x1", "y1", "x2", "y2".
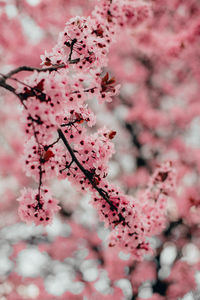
[
  {"x1": 57, "y1": 128, "x2": 119, "y2": 213},
  {"x1": 1, "y1": 64, "x2": 65, "y2": 79},
  {"x1": 0, "y1": 80, "x2": 28, "y2": 109}
]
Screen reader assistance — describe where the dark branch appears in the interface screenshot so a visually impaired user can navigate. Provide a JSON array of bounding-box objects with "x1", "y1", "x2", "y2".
[
  {"x1": 57, "y1": 128, "x2": 120, "y2": 214},
  {"x1": 0, "y1": 80, "x2": 16, "y2": 94},
  {"x1": 1, "y1": 64, "x2": 65, "y2": 79},
  {"x1": 0, "y1": 79, "x2": 28, "y2": 109}
]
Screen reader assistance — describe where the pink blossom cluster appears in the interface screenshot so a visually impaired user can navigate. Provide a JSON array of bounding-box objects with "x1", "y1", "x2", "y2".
[
  {"x1": 107, "y1": 162, "x2": 175, "y2": 259},
  {"x1": 17, "y1": 187, "x2": 60, "y2": 225}
]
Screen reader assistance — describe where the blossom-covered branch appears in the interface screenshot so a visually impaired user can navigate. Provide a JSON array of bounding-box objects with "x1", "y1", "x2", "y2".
[{"x1": 0, "y1": 0, "x2": 176, "y2": 260}]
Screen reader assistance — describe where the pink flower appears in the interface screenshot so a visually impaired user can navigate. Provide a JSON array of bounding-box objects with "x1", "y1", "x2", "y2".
[{"x1": 17, "y1": 187, "x2": 60, "y2": 226}]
